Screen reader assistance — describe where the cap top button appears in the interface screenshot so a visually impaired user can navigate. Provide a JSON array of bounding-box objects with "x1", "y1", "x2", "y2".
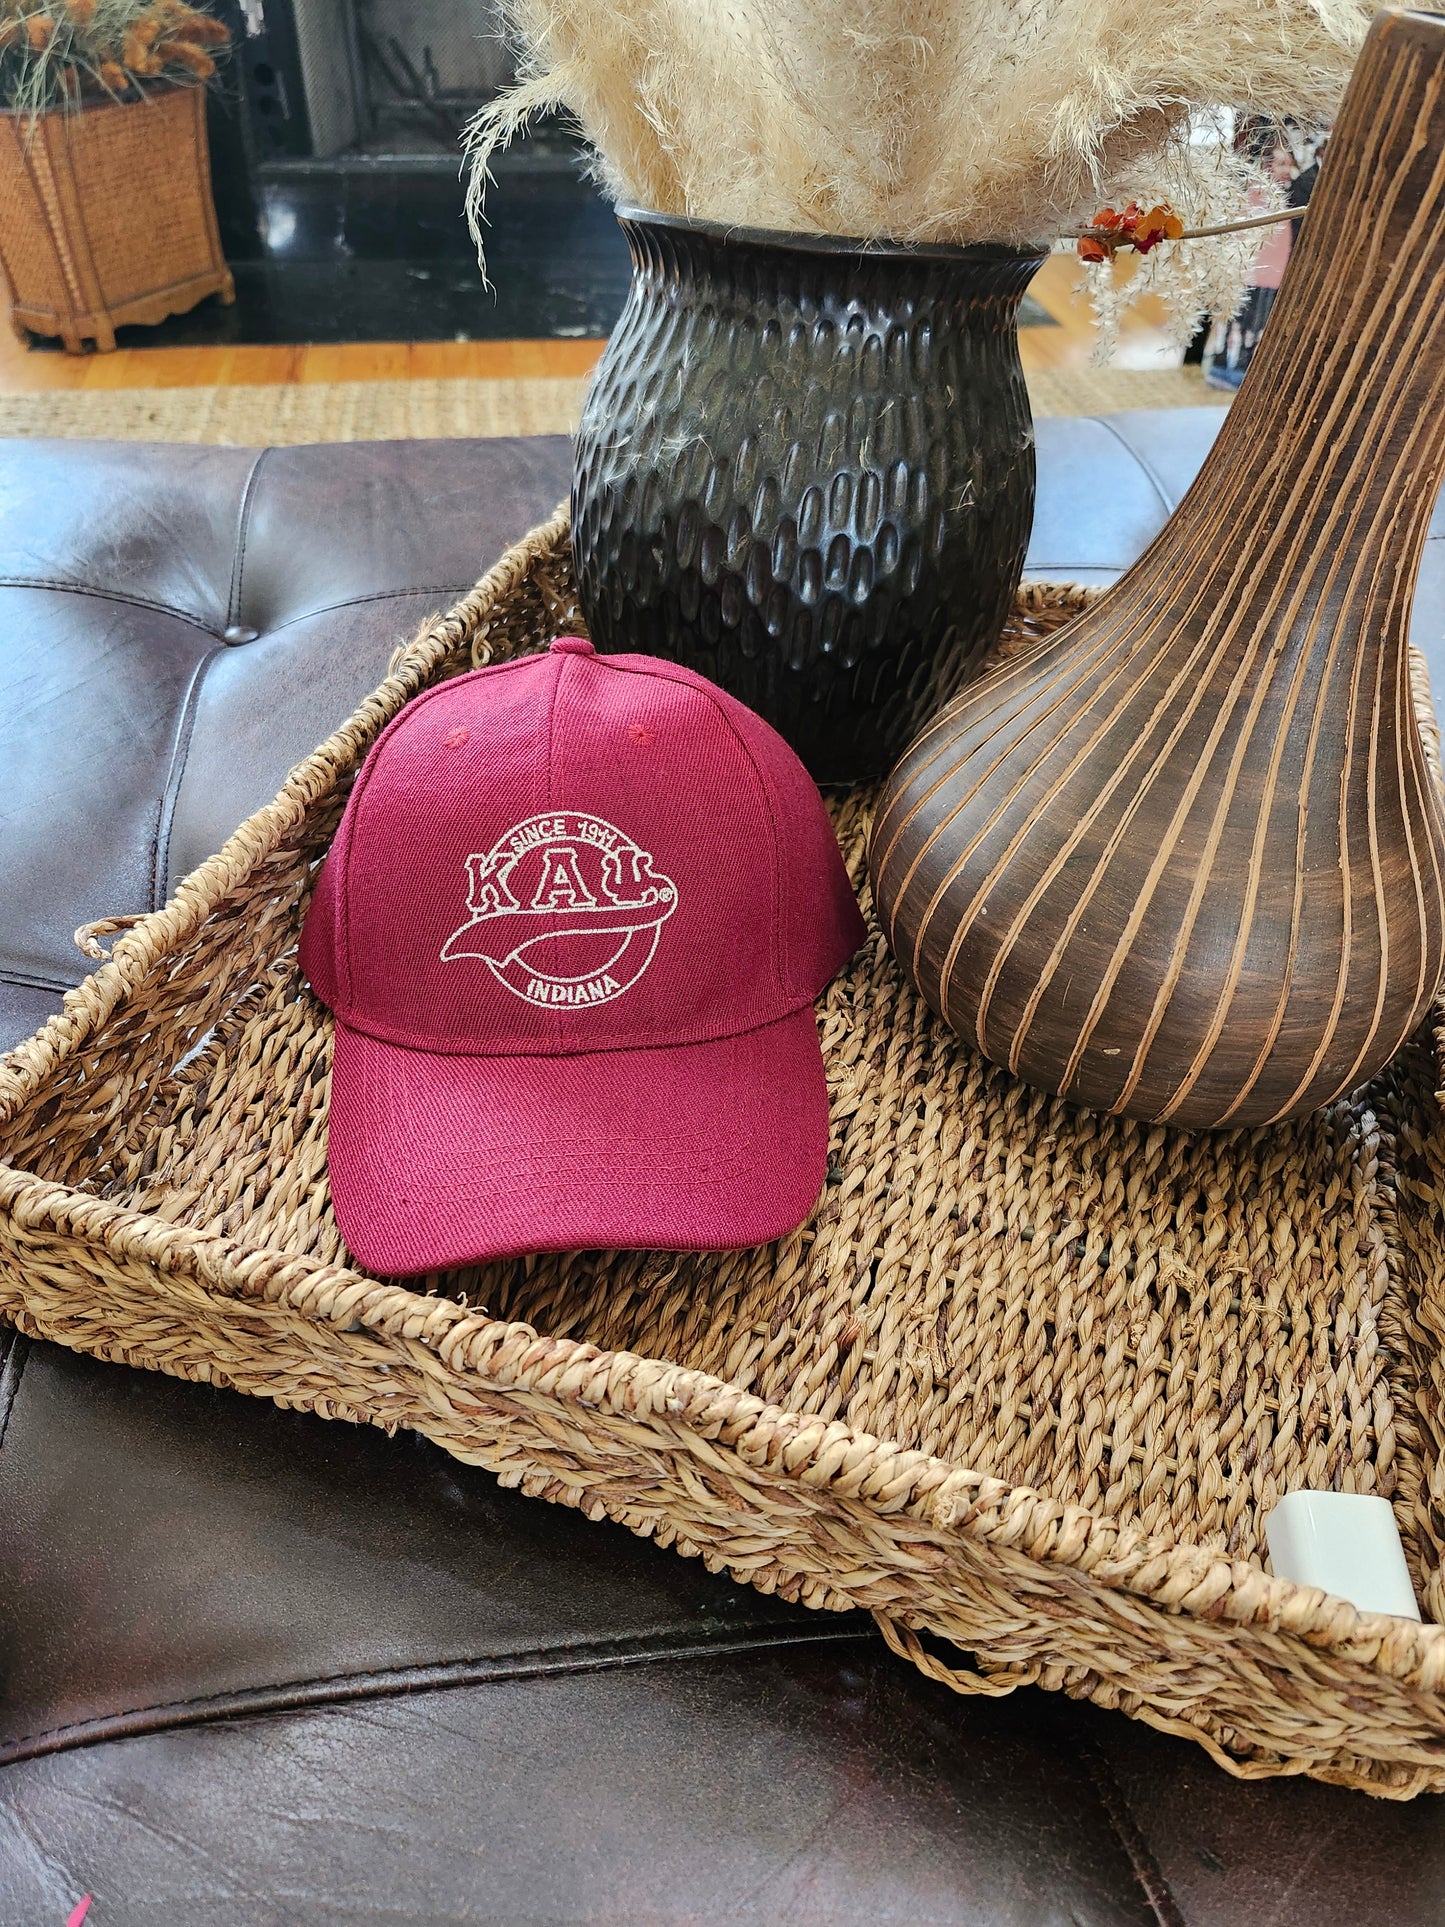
[{"x1": 549, "y1": 636, "x2": 596, "y2": 656}]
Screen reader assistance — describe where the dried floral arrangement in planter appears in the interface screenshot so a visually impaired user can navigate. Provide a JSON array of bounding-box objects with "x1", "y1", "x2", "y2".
[
  {"x1": 0, "y1": 0, "x2": 226, "y2": 116},
  {"x1": 466, "y1": 0, "x2": 1432, "y2": 335},
  {"x1": 0, "y1": 0, "x2": 232, "y2": 352}
]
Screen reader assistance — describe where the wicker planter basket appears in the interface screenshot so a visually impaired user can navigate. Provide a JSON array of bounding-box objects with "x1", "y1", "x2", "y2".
[
  {"x1": 0, "y1": 83, "x2": 232, "y2": 353},
  {"x1": 6, "y1": 512, "x2": 1445, "y2": 1797}
]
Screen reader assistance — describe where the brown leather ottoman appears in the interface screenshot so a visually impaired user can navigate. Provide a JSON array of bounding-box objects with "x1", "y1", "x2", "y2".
[{"x1": 4, "y1": 427, "x2": 1445, "y2": 1923}]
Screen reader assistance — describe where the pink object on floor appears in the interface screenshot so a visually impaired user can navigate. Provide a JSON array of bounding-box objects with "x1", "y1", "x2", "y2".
[
  {"x1": 301, "y1": 638, "x2": 866, "y2": 1274},
  {"x1": 67, "y1": 1900, "x2": 93, "y2": 1927}
]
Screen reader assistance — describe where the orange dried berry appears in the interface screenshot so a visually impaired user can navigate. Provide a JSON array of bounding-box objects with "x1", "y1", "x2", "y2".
[
  {"x1": 122, "y1": 32, "x2": 162, "y2": 72},
  {"x1": 173, "y1": 10, "x2": 226, "y2": 45},
  {"x1": 65, "y1": 0, "x2": 95, "y2": 22},
  {"x1": 1131, "y1": 203, "x2": 1184, "y2": 253},
  {"x1": 121, "y1": 25, "x2": 161, "y2": 66},
  {"x1": 25, "y1": 12, "x2": 54, "y2": 47},
  {"x1": 99, "y1": 56, "x2": 127, "y2": 88},
  {"x1": 1077, "y1": 235, "x2": 1110, "y2": 263},
  {"x1": 163, "y1": 37, "x2": 213, "y2": 75}
]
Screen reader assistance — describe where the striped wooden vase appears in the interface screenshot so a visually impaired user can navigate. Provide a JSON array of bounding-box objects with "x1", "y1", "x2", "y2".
[{"x1": 870, "y1": 7, "x2": 1445, "y2": 1130}]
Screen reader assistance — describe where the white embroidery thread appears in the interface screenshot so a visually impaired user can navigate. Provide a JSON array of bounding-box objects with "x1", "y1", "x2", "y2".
[{"x1": 441, "y1": 811, "x2": 678, "y2": 1006}]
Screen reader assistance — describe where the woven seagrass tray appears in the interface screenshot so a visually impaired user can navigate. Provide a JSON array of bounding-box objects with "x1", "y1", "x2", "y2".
[{"x1": 7, "y1": 509, "x2": 1445, "y2": 1798}]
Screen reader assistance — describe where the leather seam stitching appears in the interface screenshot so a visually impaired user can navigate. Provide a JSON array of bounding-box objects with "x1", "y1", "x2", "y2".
[
  {"x1": 0, "y1": 1623, "x2": 870, "y2": 1760},
  {"x1": 258, "y1": 585, "x2": 477, "y2": 639},
  {"x1": 1078, "y1": 1729, "x2": 1187, "y2": 1927},
  {"x1": 1091, "y1": 416, "x2": 1174, "y2": 517},
  {"x1": 150, "y1": 648, "x2": 222, "y2": 910},
  {"x1": 0, "y1": 579, "x2": 482, "y2": 639},
  {"x1": 0, "y1": 967, "x2": 75, "y2": 994},
  {"x1": 0, "y1": 578, "x2": 219, "y2": 634},
  {"x1": 227, "y1": 448, "x2": 270, "y2": 628}
]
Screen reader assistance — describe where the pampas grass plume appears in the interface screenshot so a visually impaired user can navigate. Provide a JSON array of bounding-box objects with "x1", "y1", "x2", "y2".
[{"x1": 466, "y1": 0, "x2": 1438, "y2": 335}]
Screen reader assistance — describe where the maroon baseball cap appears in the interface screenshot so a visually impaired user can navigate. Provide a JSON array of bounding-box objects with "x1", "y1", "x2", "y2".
[{"x1": 300, "y1": 637, "x2": 866, "y2": 1275}]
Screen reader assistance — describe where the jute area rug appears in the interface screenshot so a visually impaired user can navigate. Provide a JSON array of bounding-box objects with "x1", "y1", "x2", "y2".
[{"x1": 0, "y1": 364, "x2": 1217, "y2": 444}]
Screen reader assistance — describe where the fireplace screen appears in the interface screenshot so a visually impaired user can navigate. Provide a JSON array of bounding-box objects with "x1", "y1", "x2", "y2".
[
  {"x1": 239, "y1": 0, "x2": 525, "y2": 160},
  {"x1": 353, "y1": 0, "x2": 515, "y2": 151}
]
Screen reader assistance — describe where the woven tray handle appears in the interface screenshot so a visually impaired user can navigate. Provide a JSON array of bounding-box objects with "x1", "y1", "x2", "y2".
[
  {"x1": 74, "y1": 913, "x2": 147, "y2": 961},
  {"x1": 874, "y1": 1613, "x2": 1043, "y2": 1698}
]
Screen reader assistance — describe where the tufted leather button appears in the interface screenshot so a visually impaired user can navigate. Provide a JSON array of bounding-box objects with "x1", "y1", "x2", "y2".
[{"x1": 222, "y1": 624, "x2": 260, "y2": 646}]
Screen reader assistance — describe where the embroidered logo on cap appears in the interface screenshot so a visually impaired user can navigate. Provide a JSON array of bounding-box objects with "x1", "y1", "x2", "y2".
[{"x1": 441, "y1": 811, "x2": 678, "y2": 1007}]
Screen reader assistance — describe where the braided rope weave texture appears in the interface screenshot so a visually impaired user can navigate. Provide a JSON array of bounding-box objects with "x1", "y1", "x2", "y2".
[{"x1": 5, "y1": 509, "x2": 1445, "y2": 1796}]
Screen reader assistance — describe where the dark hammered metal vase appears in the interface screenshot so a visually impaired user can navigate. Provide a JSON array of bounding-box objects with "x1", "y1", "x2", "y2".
[{"x1": 571, "y1": 208, "x2": 1047, "y2": 782}]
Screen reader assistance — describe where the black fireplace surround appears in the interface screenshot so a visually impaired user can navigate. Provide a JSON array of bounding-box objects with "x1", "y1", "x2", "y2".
[{"x1": 156, "y1": 0, "x2": 634, "y2": 346}]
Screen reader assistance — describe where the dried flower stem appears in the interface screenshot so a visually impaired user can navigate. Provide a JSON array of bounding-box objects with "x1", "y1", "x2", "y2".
[{"x1": 1074, "y1": 204, "x2": 1303, "y2": 250}]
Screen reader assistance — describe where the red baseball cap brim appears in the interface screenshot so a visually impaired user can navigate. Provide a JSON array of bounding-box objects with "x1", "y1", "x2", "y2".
[{"x1": 325, "y1": 1008, "x2": 833, "y2": 1276}]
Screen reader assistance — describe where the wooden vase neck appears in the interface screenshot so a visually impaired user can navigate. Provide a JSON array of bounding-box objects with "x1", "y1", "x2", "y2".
[{"x1": 1140, "y1": 13, "x2": 1445, "y2": 684}]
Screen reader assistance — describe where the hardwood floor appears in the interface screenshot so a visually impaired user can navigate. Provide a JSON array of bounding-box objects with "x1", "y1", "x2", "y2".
[
  {"x1": 1021, "y1": 255, "x2": 1181, "y2": 371},
  {"x1": 0, "y1": 257, "x2": 1179, "y2": 392}
]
